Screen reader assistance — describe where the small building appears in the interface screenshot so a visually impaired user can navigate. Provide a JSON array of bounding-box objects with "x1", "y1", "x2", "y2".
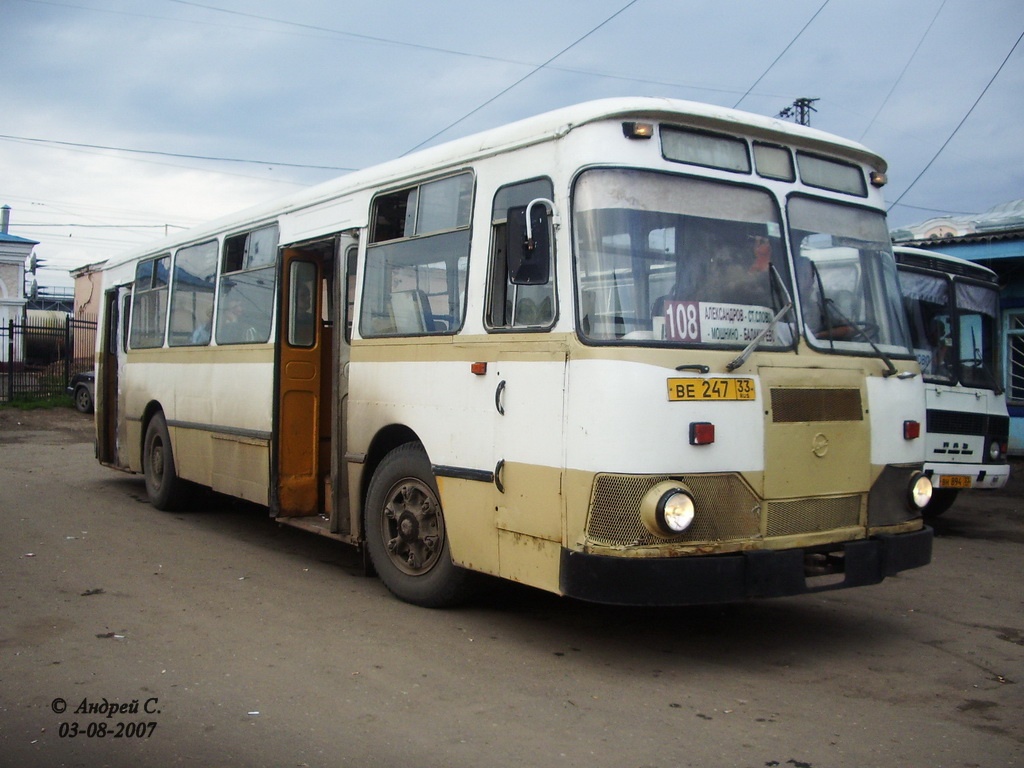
[
  {"x1": 892, "y1": 199, "x2": 1024, "y2": 454},
  {"x1": 70, "y1": 260, "x2": 108, "y2": 322},
  {"x1": 0, "y1": 206, "x2": 38, "y2": 366}
]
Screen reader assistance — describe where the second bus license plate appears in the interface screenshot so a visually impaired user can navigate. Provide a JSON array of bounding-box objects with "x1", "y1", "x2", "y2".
[
  {"x1": 939, "y1": 475, "x2": 973, "y2": 489},
  {"x1": 667, "y1": 377, "x2": 755, "y2": 401}
]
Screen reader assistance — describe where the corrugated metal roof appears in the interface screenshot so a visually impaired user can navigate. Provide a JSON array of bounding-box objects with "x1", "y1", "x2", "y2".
[
  {"x1": 891, "y1": 198, "x2": 1024, "y2": 244},
  {"x1": 0, "y1": 232, "x2": 39, "y2": 245},
  {"x1": 892, "y1": 227, "x2": 1024, "y2": 248}
]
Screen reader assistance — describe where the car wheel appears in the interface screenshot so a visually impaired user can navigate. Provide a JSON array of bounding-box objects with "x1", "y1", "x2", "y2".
[
  {"x1": 364, "y1": 442, "x2": 477, "y2": 608},
  {"x1": 74, "y1": 384, "x2": 94, "y2": 414}
]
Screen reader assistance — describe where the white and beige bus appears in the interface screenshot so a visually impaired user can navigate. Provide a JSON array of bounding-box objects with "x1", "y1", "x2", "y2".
[
  {"x1": 95, "y1": 97, "x2": 934, "y2": 607},
  {"x1": 894, "y1": 246, "x2": 1010, "y2": 517}
]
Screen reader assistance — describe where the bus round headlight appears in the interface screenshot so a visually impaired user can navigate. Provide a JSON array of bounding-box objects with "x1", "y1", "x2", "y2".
[
  {"x1": 640, "y1": 481, "x2": 696, "y2": 536},
  {"x1": 908, "y1": 472, "x2": 933, "y2": 510},
  {"x1": 988, "y1": 440, "x2": 1003, "y2": 461}
]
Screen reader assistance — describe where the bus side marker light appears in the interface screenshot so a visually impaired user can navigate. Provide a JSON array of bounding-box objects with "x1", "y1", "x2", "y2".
[
  {"x1": 870, "y1": 171, "x2": 887, "y2": 187},
  {"x1": 903, "y1": 420, "x2": 921, "y2": 440},
  {"x1": 689, "y1": 421, "x2": 715, "y2": 445},
  {"x1": 908, "y1": 472, "x2": 933, "y2": 510},
  {"x1": 641, "y1": 481, "x2": 696, "y2": 536},
  {"x1": 622, "y1": 121, "x2": 654, "y2": 139},
  {"x1": 471, "y1": 362, "x2": 487, "y2": 375}
]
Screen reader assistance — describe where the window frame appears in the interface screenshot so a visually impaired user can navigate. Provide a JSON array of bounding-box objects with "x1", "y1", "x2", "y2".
[
  {"x1": 216, "y1": 224, "x2": 279, "y2": 346},
  {"x1": 485, "y1": 176, "x2": 557, "y2": 332},
  {"x1": 128, "y1": 253, "x2": 172, "y2": 349},
  {"x1": 168, "y1": 239, "x2": 218, "y2": 347},
  {"x1": 359, "y1": 171, "x2": 475, "y2": 339}
]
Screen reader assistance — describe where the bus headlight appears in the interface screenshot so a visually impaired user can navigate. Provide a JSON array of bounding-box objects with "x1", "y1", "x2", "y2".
[
  {"x1": 641, "y1": 481, "x2": 696, "y2": 536},
  {"x1": 908, "y1": 472, "x2": 933, "y2": 510},
  {"x1": 988, "y1": 440, "x2": 1003, "y2": 461}
]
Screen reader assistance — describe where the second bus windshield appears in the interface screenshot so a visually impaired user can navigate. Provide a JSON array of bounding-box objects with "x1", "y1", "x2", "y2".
[{"x1": 901, "y1": 269, "x2": 1001, "y2": 390}]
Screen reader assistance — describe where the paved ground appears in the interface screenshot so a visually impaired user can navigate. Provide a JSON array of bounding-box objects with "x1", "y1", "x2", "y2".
[{"x1": 1, "y1": 406, "x2": 1022, "y2": 768}]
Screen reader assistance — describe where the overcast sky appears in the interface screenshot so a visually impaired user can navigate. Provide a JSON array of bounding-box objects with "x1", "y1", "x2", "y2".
[{"x1": 3, "y1": 0, "x2": 1022, "y2": 287}]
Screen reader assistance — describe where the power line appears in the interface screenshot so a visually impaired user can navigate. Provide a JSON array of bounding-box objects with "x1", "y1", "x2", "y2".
[
  {"x1": 402, "y1": 0, "x2": 641, "y2": 155},
  {"x1": 734, "y1": 1, "x2": 831, "y2": 110},
  {"x1": 860, "y1": 0, "x2": 948, "y2": 141},
  {"x1": 888, "y1": 28, "x2": 1024, "y2": 214},
  {"x1": 0, "y1": 133, "x2": 352, "y2": 171},
  {"x1": 19, "y1": 0, "x2": 795, "y2": 115},
  {"x1": 16, "y1": 223, "x2": 187, "y2": 230}
]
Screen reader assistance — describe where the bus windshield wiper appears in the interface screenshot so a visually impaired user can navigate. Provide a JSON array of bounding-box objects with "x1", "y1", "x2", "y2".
[
  {"x1": 822, "y1": 298, "x2": 901, "y2": 378},
  {"x1": 726, "y1": 265, "x2": 794, "y2": 372}
]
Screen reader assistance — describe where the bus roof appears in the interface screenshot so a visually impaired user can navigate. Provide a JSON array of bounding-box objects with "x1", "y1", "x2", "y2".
[
  {"x1": 893, "y1": 245, "x2": 998, "y2": 281},
  {"x1": 103, "y1": 97, "x2": 888, "y2": 271}
]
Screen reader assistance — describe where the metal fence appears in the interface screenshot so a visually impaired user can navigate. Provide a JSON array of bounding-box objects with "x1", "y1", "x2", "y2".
[{"x1": 0, "y1": 315, "x2": 97, "y2": 403}]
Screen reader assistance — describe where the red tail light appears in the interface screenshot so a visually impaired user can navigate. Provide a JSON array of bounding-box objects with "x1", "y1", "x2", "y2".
[{"x1": 690, "y1": 422, "x2": 715, "y2": 445}]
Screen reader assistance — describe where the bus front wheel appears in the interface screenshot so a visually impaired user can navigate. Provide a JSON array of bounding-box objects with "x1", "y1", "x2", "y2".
[
  {"x1": 144, "y1": 413, "x2": 187, "y2": 510},
  {"x1": 922, "y1": 488, "x2": 958, "y2": 519},
  {"x1": 364, "y1": 443, "x2": 476, "y2": 608}
]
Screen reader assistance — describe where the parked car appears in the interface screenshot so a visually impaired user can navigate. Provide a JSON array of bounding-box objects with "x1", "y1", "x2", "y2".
[{"x1": 67, "y1": 371, "x2": 95, "y2": 414}]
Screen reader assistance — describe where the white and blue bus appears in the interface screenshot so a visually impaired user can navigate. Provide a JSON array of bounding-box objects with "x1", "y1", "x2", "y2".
[{"x1": 895, "y1": 246, "x2": 1010, "y2": 517}]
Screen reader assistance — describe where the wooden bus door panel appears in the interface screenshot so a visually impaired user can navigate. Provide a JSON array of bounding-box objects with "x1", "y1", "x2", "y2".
[{"x1": 276, "y1": 249, "x2": 326, "y2": 517}]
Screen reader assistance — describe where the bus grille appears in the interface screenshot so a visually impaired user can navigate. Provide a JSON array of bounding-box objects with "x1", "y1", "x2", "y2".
[
  {"x1": 927, "y1": 409, "x2": 1009, "y2": 438},
  {"x1": 586, "y1": 473, "x2": 760, "y2": 547},
  {"x1": 766, "y1": 495, "x2": 862, "y2": 537},
  {"x1": 771, "y1": 388, "x2": 863, "y2": 422}
]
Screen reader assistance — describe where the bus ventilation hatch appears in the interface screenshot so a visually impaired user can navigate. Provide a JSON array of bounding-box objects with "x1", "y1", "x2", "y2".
[{"x1": 770, "y1": 388, "x2": 863, "y2": 423}]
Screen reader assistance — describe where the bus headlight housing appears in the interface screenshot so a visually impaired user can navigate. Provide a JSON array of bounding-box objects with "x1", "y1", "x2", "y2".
[
  {"x1": 908, "y1": 472, "x2": 933, "y2": 510},
  {"x1": 641, "y1": 481, "x2": 696, "y2": 536},
  {"x1": 988, "y1": 439, "x2": 1004, "y2": 462}
]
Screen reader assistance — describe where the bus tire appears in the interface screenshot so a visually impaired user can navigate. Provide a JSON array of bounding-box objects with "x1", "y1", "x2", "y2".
[
  {"x1": 144, "y1": 412, "x2": 187, "y2": 511},
  {"x1": 364, "y1": 443, "x2": 476, "y2": 608},
  {"x1": 922, "y1": 488, "x2": 958, "y2": 519}
]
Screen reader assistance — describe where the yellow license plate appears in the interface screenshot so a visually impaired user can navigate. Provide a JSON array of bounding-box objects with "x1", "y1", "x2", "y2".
[
  {"x1": 667, "y1": 377, "x2": 756, "y2": 401},
  {"x1": 939, "y1": 475, "x2": 972, "y2": 489}
]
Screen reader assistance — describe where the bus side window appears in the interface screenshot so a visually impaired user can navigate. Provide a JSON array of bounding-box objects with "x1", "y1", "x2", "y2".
[
  {"x1": 287, "y1": 260, "x2": 318, "y2": 348},
  {"x1": 168, "y1": 240, "x2": 217, "y2": 347},
  {"x1": 129, "y1": 254, "x2": 171, "y2": 349},
  {"x1": 359, "y1": 173, "x2": 473, "y2": 338},
  {"x1": 216, "y1": 225, "x2": 279, "y2": 345},
  {"x1": 486, "y1": 177, "x2": 555, "y2": 330}
]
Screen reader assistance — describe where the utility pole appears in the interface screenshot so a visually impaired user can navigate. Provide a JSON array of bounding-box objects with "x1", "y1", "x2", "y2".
[{"x1": 777, "y1": 98, "x2": 819, "y2": 127}]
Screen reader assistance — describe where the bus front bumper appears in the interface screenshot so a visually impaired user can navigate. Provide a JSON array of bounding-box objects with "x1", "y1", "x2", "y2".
[
  {"x1": 924, "y1": 462, "x2": 1010, "y2": 491},
  {"x1": 559, "y1": 527, "x2": 933, "y2": 606}
]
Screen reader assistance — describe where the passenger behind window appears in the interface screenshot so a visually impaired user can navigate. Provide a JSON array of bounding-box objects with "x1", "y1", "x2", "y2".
[
  {"x1": 217, "y1": 294, "x2": 256, "y2": 343},
  {"x1": 191, "y1": 307, "x2": 213, "y2": 345},
  {"x1": 707, "y1": 234, "x2": 772, "y2": 305}
]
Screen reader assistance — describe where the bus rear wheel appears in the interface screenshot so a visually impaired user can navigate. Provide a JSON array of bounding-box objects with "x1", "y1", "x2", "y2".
[
  {"x1": 144, "y1": 412, "x2": 187, "y2": 510},
  {"x1": 364, "y1": 443, "x2": 476, "y2": 608}
]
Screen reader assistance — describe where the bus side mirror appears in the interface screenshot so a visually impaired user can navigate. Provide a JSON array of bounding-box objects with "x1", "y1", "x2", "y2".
[{"x1": 506, "y1": 203, "x2": 551, "y2": 285}]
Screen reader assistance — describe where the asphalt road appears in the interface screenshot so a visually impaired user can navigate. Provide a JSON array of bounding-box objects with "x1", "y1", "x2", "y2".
[{"x1": 1, "y1": 407, "x2": 1022, "y2": 768}]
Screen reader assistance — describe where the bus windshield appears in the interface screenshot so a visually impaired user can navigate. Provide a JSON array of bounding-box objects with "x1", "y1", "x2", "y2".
[
  {"x1": 901, "y1": 270, "x2": 1001, "y2": 390},
  {"x1": 788, "y1": 196, "x2": 911, "y2": 356},
  {"x1": 574, "y1": 169, "x2": 792, "y2": 347}
]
